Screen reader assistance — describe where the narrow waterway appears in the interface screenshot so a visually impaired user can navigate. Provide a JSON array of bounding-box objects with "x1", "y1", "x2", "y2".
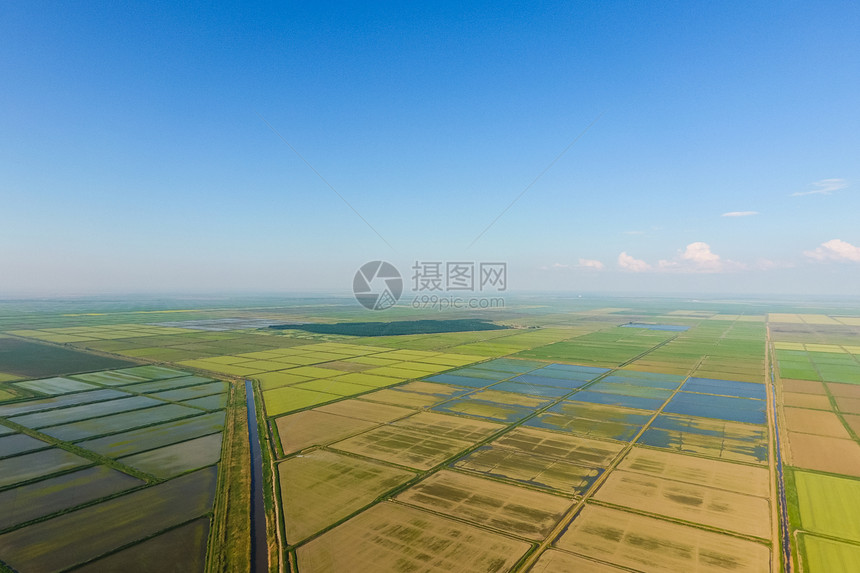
[
  {"x1": 770, "y1": 365, "x2": 792, "y2": 572},
  {"x1": 245, "y1": 380, "x2": 268, "y2": 573}
]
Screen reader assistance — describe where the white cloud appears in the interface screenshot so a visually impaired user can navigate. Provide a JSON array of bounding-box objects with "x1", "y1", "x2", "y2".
[
  {"x1": 805, "y1": 239, "x2": 860, "y2": 262},
  {"x1": 792, "y1": 178, "x2": 847, "y2": 197},
  {"x1": 618, "y1": 252, "x2": 651, "y2": 272},
  {"x1": 681, "y1": 242, "x2": 722, "y2": 269},
  {"x1": 578, "y1": 258, "x2": 605, "y2": 270},
  {"x1": 722, "y1": 211, "x2": 758, "y2": 217}
]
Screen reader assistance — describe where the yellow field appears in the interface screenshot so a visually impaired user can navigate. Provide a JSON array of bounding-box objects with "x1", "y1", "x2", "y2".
[
  {"x1": 617, "y1": 447, "x2": 770, "y2": 497},
  {"x1": 296, "y1": 502, "x2": 531, "y2": 572},
  {"x1": 530, "y1": 550, "x2": 628, "y2": 572},
  {"x1": 785, "y1": 432, "x2": 860, "y2": 477},
  {"x1": 278, "y1": 450, "x2": 415, "y2": 544},
  {"x1": 555, "y1": 504, "x2": 771, "y2": 572},
  {"x1": 593, "y1": 470, "x2": 771, "y2": 538},
  {"x1": 275, "y1": 410, "x2": 376, "y2": 455},
  {"x1": 783, "y1": 407, "x2": 851, "y2": 438},
  {"x1": 396, "y1": 470, "x2": 572, "y2": 539},
  {"x1": 331, "y1": 426, "x2": 472, "y2": 470},
  {"x1": 313, "y1": 399, "x2": 413, "y2": 422}
]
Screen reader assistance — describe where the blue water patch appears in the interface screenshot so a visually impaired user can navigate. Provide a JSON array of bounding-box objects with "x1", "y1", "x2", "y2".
[
  {"x1": 424, "y1": 374, "x2": 495, "y2": 388},
  {"x1": 468, "y1": 359, "x2": 544, "y2": 374},
  {"x1": 620, "y1": 322, "x2": 690, "y2": 331},
  {"x1": 568, "y1": 391, "x2": 666, "y2": 411},
  {"x1": 543, "y1": 364, "x2": 610, "y2": 376},
  {"x1": 511, "y1": 374, "x2": 590, "y2": 389},
  {"x1": 597, "y1": 375, "x2": 682, "y2": 390},
  {"x1": 682, "y1": 377, "x2": 767, "y2": 399},
  {"x1": 490, "y1": 381, "x2": 571, "y2": 398},
  {"x1": 663, "y1": 392, "x2": 766, "y2": 424},
  {"x1": 431, "y1": 399, "x2": 534, "y2": 423}
]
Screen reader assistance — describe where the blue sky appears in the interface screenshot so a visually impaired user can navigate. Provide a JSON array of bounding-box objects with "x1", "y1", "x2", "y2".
[{"x1": 1, "y1": 1, "x2": 858, "y2": 296}]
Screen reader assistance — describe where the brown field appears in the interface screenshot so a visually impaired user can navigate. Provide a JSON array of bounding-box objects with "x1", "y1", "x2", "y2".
[
  {"x1": 593, "y1": 470, "x2": 771, "y2": 538},
  {"x1": 782, "y1": 392, "x2": 833, "y2": 410},
  {"x1": 275, "y1": 411, "x2": 377, "y2": 455},
  {"x1": 617, "y1": 447, "x2": 770, "y2": 497},
  {"x1": 392, "y1": 412, "x2": 504, "y2": 442},
  {"x1": 530, "y1": 550, "x2": 628, "y2": 572},
  {"x1": 785, "y1": 431, "x2": 860, "y2": 476},
  {"x1": 555, "y1": 504, "x2": 771, "y2": 572},
  {"x1": 313, "y1": 399, "x2": 413, "y2": 422},
  {"x1": 278, "y1": 450, "x2": 415, "y2": 544},
  {"x1": 454, "y1": 446, "x2": 602, "y2": 494},
  {"x1": 835, "y1": 396, "x2": 860, "y2": 415},
  {"x1": 844, "y1": 414, "x2": 860, "y2": 435},
  {"x1": 358, "y1": 388, "x2": 442, "y2": 408},
  {"x1": 296, "y1": 501, "x2": 531, "y2": 572},
  {"x1": 827, "y1": 383, "x2": 860, "y2": 398},
  {"x1": 331, "y1": 426, "x2": 472, "y2": 470},
  {"x1": 783, "y1": 407, "x2": 851, "y2": 438},
  {"x1": 396, "y1": 470, "x2": 572, "y2": 540},
  {"x1": 490, "y1": 427, "x2": 624, "y2": 467},
  {"x1": 466, "y1": 389, "x2": 551, "y2": 408},
  {"x1": 782, "y1": 379, "x2": 827, "y2": 394}
]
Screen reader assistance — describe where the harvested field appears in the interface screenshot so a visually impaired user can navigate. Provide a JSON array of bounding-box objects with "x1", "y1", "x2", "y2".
[
  {"x1": 279, "y1": 449, "x2": 415, "y2": 544},
  {"x1": 617, "y1": 446, "x2": 770, "y2": 497},
  {"x1": 555, "y1": 504, "x2": 771, "y2": 572},
  {"x1": 313, "y1": 399, "x2": 413, "y2": 422},
  {"x1": 593, "y1": 470, "x2": 771, "y2": 538},
  {"x1": 454, "y1": 445, "x2": 603, "y2": 494},
  {"x1": 529, "y1": 550, "x2": 629, "y2": 572},
  {"x1": 296, "y1": 501, "x2": 531, "y2": 572},
  {"x1": 331, "y1": 426, "x2": 472, "y2": 470},
  {"x1": 783, "y1": 407, "x2": 851, "y2": 438},
  {"x1": 785, "y1": 432, "x2": 860, "y2": 476},
  {"x1": 782, "y1": 392, "x2": 832, "y2": 410},
  {"x1": 392, "y1": 411, "x2": 503, "y2": 442},
  {"x1": 396, "y1": 470, "x2": 572, "y2": 539},
  {"x1": 276, "y1": 410, "x2": 377, "y2": 455}
]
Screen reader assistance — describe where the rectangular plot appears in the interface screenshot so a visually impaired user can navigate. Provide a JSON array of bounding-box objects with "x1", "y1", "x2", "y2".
[
  {"x1": 618, "y1": 446, "x2": 770, "y2": 497},
  {"x1": 786, "y1": 432, "x2": 860, "y2": 476},
  {"x1": 79, "y1": 411, "x2": 225, "y2": 457},
  {"x1": 570, "y1": 391, "x2": 666, "y2": 411},
  {"x1": 0, "y1": 465, "x2": 144, "y2": 530},
  {"x1": 800, "y1": 534, "x2": 860, "y2": 573},
  {"x1": 640, "y1": 414, "x2": 768, "y2": 464},
  {"x1": 431, "y1": 398, "x2": 534, "y2": 423},
  {"x1": 182, "y1": 393, "x2": 228, "y2": 410},
  {"x1": 14, "y1": 377, "x2": 100, "y2": 395},
  {"x1": 276, "y1": 411, "x2": 377, "y2": 455},
  {"x1": 598, "y1": 374, "x2": 681, "y2": 389},
  {"x1": 835, "y1": 396, "x2": 860, "y2": 414},
  {"x1": 664, "y1": 393, "x2": 766, "y2": 424},
  {"x1": 149, "y1": 381, "x2": 227, "y2": 402},
  {"x1": 530, "y1": 550, "x2": 630, "y2": 572},
  {"x1": 0, "y1": 433, "x2": 51, "y2": 458},
  {"x1": 527, "y1": 413, "x2": 640, "y2": 442},
  {"x1": 471, "y1": 358, "x2": 546, "y2": 373},
  {"x1": 120, "y1": 433, "x2": 222, "y2": 478},
  {"x1": 120, "y1": 375, "x2": 216, "y2": 393},
  {"x1": 73, "y1": 517, "x2": 210, "y2": 573},
  {"x1": 0, "y1": 466, "x2": 217, "y2": 572},
  {"x1": 492, "y1": 427, "x2": 624, "y2": 466},
  {"x1": 257, "y1": 371, "x2": 313, "y2": 391},
  {"x1": 0, "y1": 448, "x2": 91, "y2": 487},
  {"x1": 116, "y1": 365, "x2": 188, "y2": 380},
  {"x1": 264, "y1": 387, "x2": 340, "y2": 417},
  {"x1": 490, "y1": 380, "x2": 570, "y2": 397},
  {"x1": 359, "y1": 388, "x2": 441, "y2": 408},
  {"x1": 465, "y1": 389, "x2": 553, "y2": 408},
  {"x1": 585, "y1": 382, "x2": 672, "y2": 399},
  {"x1": 454, "y1": 445, "x2": 602, "y2": 494},
  {"x1": 425, "y1": 373, "x2": 497, "y2": 387},
  {"x1": 293, "y1": 379, "x2": 376, "y2": 396},
  {"x1": 71, "y1": 370, "x2": 149, "y2": 385},
  {"x1": 280, "y1": 449, "x2": 416, "y2": 544},
  {"x1": 784, "y1": 407, "x2": 851, "y2": 438},
  {"x1": 393, "y1": 381, "x2": 472, "y2": 398},
  {"x1": 0, "y1": 338, "x2": 136, "y2": 379},
  {"x1": 11, "y1": 395, "x2": 165, "y2": 429},
  {"x1": 0, "y1": 389, "x2": 128, "y2": 417},
  {"x1": 512, "y1": 374, "x2": 590, "y2": 389},
  {"x1": 397, "y1": 470, "x2": 572, "y2": 540},
  {"x1": 332, "y1": 426, "x2": 472, "y2": 470},
  {"x1": 795, "y1": 470, "x2": 860, "y2": 542},
  {"x1": 594, "y1": 471, "x2": 770, "y2": 538},
  {"x1": 556, "y1": 504, "x2": 771, "y2": 573},
  {"x1": 296, "y1": 501, "x2": 531, "y2": 573},
  {"x1": 314, "y1": 399, "x2": 413, "y2": 423},
  {"x1": 392, "y1": 411, "x2": 504, "y2": 442},
  {"x1": 42, "y1": 403, "x2": 205, "y2": 442},
  {"x1": 783, "y1": 392, "x2": 832, "y2": 410},
  {"x1": 329, "y1": 372, "x2": 404, "y2": 388}
]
